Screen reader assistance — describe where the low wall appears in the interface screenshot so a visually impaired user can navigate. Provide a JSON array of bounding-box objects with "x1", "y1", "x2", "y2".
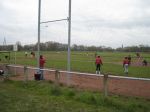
[
  {"x1": 0, "y1": 64, "x2": 150, "y2": 99},
  {"x1": 108, "y1": 76, "x2": 150, "y2": 98}
]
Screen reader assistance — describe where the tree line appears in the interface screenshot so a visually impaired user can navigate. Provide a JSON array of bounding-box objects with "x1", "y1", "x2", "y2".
[{"x1": 0, "y1": 41, "x2": 150, "y2": 52}]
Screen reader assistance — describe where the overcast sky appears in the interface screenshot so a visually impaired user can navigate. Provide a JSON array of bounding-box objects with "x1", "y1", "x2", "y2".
[{"x1": 0, "y1": 0, "x2": 150, "y2": 48}]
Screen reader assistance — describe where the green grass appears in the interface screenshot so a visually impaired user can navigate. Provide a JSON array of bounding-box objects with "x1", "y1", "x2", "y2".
[
  {"x1": 0, "y1": 80, "x2": 150, "y2": 112},
  {"x1": 0, "y1": 51, "x2": 150, "y2": 78}
]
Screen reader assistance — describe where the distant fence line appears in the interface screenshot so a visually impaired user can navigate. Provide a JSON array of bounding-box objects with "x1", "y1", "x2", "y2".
[{"x1": 0, "y1": 64, "x2": 150, "y2": 99}]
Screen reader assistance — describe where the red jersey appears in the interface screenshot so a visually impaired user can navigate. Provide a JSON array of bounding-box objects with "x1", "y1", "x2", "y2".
[
  {"x1": 40, "y1": 58, "x2": 45, "y2": 67},
  {"x1": 95, "y1": 57, "x2": 103, "y2": 65},
  {"x1": 123, "y1": 59, "x2": 129, "y2": 65}
]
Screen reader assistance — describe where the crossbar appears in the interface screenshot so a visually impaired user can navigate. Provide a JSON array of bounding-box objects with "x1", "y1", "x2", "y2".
[{"x1": 40, "y1": 18, "x2": 68, "y2": 24}]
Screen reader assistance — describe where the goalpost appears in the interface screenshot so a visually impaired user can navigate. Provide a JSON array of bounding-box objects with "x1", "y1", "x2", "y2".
[{"x1": 37, "y1": 0, "x2": 72, "y2": 85}]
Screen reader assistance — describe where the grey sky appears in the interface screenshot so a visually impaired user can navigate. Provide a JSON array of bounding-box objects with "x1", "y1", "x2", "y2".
[{"x1": 0, "y1": 0, "x2": 150, "y2": 48}]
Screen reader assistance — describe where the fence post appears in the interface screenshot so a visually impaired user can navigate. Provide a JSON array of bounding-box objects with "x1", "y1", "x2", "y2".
[
  {"x1": 103, "y1": 74, "x2": 108, "y2": 97},
  {"x1": 4, "y1": 64, "x2": 9, "y2": 80},
  {"x1": 24, "y1": 66, "x2": 28, "y2": 83},
  {"x1": 55, "y1": 70, "x2": 60, "y2": 86}
]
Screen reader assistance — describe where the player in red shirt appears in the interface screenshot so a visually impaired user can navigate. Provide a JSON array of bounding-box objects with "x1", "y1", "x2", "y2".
[
  {"x1": 95, "y1": 56, "x2": 103, "y2": 74},
  {"x1": 123, "y1": 57, "x2": 129, "y2": 75},
  {"x1": 40, "y1": 55, "x2": 46, "y2": 80}
]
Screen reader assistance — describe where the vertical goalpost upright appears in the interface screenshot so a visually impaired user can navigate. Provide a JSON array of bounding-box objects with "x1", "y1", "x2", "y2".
[
  {"x1": 37, "y1": 0, "x2": 41, "y2": 71},
  {"x1": 67, "y1": 0, "x2": 72, "y2": 85},
  {"x1": 37, "y1": 0, "x2": 72, "y2": 85}
]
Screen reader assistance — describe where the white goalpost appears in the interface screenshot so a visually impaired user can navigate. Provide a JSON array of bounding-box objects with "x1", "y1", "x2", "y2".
[{"x1": 37, "y1": 0, "x2": 72, "y2": 85}]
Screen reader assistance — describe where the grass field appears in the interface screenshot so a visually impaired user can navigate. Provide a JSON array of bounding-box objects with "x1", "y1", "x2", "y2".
[
  {"x1": 0, "y1": 80, "x2": 150, "y2": 112},
  {"x1": 0, "y1": 51, "x2": 150, "y2": 78}
]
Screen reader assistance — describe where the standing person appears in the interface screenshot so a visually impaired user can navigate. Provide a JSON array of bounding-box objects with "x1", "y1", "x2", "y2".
[
  {"x1": 123, "y1": 57, "x2": 129, "y2": 75},
  {"x1": 95, "y1": 56, "x2": 103, "y2": 74},
  {"x1": 136, "y1": 52, "x2": 140, "y2": 58},
  {"x1": 25, "y1": 52, "x2": 28, "y2": 57},
  {"x1": 31, "y1": 51, "x2": 35, "y2": 58},
  {"x1": 40, "y1": 55, "x2": 46, "y2": 80}
]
